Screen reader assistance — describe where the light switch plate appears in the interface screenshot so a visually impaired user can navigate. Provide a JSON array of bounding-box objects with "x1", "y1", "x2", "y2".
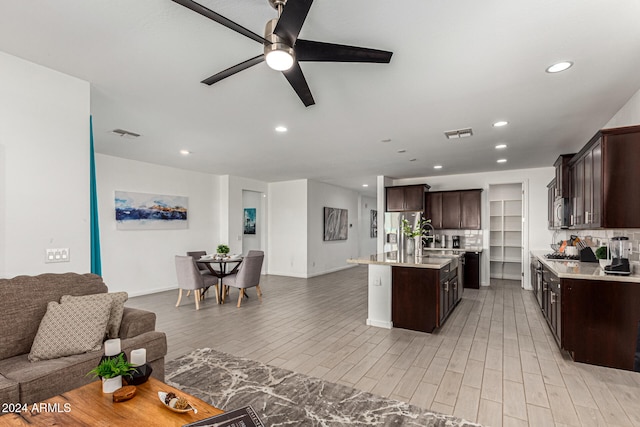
[{"x1": 45, "y1": 248, "x2": 70, "y2": 263}]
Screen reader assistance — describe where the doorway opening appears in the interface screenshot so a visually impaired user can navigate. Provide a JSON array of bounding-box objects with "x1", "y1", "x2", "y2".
[{"x1": 489, "y1": 183, "x2": 524, "y2": 286}]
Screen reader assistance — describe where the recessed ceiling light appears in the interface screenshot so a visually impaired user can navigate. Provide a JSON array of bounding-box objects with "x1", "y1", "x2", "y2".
[
  {"x1": 546, "y1": 61, "x2": 573, "y2": 73},
  {"x1": 180, "y1": 150, "x2": 190, "y2": 155},
  {"x1": 495, "y1": 144, "x2": 507, "y2": 149},
  {"x1": 434, "y1": 165, "x2": 443, "y2": 169},
  {"x1": 381, "y1": 138, "x2": 392, "y2": 143},
  {"x1": 397, "y1": 149, "x2": 406, "y2": 153},
  {"x1": 493, "y1": 121, "x2": 508, "y2": 127},
  {"x1": 275, "y1": 126, "x2": 287, "y2": 132},
  {"x1": 409, "y1": 158, "x2": 417, "y2": 162},
  {"x1": 497, "y1": 158, "x2": 507, "y2": 163},
  {"x1": 362, "y1": 184, "x2": 369, "y2": 187}
]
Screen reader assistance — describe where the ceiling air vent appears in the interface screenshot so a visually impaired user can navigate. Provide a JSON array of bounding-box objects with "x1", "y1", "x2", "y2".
[
  {"x1": 444, "y1": 128, "x2": 473, "y2": 139},
  {"x1": 111, "y1": 128, "x2": 141, "y2": 138}
]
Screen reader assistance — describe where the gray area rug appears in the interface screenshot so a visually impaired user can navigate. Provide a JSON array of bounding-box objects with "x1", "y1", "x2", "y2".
[{"x1": 166, "y1": 348, "x2": 482, "y2": 426}]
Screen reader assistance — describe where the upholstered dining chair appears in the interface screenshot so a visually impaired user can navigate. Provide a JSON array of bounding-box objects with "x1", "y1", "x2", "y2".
[
  {"x1": 222, "y1": 250, "x2": 264, "y2": 308},
  {"x1": 175, "y1": 255, "x2": 219, "y2": 309},
  {"x1": 186, "y1": 251, "x2": 216, "y2": 276}
]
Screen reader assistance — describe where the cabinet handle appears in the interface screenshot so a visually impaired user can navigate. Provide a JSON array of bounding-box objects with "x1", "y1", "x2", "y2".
[
  {"x1": 550, "y1": 291, "x2": 556, "y2": 304},
  {"x1": 585, "y1": 211, "x2": 590, "y2": 223},
  {"x1": 570, "y1": 214, "x2": 574, "y2": 226},
  {"x1": 444, "y1": 281, "x2": 449, "y2": 292}
]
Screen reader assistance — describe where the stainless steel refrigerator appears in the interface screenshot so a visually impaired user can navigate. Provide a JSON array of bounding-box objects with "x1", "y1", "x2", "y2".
[{"x1": 383, "y1": 211, "x2": 423, "y2": 254}]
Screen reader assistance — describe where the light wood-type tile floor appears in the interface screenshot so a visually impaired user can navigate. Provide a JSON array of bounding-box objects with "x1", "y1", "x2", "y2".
[{"x1": 127, "y1": 266, "x2": 640, "y2": 426}]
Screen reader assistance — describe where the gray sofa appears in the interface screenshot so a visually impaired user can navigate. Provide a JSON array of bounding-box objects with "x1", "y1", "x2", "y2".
[{"x1": 0, "y1": 273, "x2": 167, "y2": 404}]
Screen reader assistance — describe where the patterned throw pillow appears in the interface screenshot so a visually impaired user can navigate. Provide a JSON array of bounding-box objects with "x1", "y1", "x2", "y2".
[
  {"x1": 61, "y1": 292, "x2": 128, "y2": 338},
  {"x1": 28, "y1": 295, "x2": 112, "y2": 362}
]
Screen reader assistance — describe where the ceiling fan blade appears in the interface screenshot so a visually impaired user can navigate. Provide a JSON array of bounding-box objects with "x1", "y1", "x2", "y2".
[
  {"x1": 282, "y1": 62, "x2": 315, "y2": 107},
  {"x1": 273, "y1": 0, "x2": 313, "y2": 45},
  {"x1": 172, "y1": 0, "x2": 268, "y2": 45},
  {"x1": 201, "y1": 55, "x2": 265, "y2": 86},
  {"x1": 295, "y1": 39, "x2": 393, "y2": 63}
]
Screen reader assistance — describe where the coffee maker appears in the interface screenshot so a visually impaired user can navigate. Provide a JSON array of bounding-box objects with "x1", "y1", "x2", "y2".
[
  {"x1": 604, "y1": 236, "x2": 632, "y2": 275},
  {"x1": 452, "y1": 235, "x2": 461, "y2": 249}
]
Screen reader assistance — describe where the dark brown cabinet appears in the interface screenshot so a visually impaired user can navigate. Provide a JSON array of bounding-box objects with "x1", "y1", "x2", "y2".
[
  {"x1": 460, "y1": 190, "x2": 481, "y2": 229},
  {"x1": 569, "y1": 125, "x2": 640, "y2": 229},
  {"x1": 547, "y1": 179, "x2": 556, "y2": 229},
  {"x1": 562, "y1": 277, "x2": 640, "y2": 371},
  {"x1": 442, "y1": 192, "x2": 461, "y2": 229},
  {"x1": 554, "y1": 154, "x2": 574, "y2": 199},
  {"x1": 463, "y1": 252, "x2": 480, "y2": 289},
  {"x1": 386, "y1": 185, "x2": 428, "y2": 212},
  {"x1": 531, "y1": 256, "x2": 640, "y2": 371},
  {"x1": 426, "y1": 189, "x2": 482, "y2": 230},
  {"x1": 392, "y1": 260, "x2": 462, "y2": 333},
  {"x1": 426, "y1": 192, "x2": 443, "y2": 229}
]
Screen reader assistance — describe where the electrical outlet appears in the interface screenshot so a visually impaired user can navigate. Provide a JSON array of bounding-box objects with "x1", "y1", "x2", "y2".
[{"x1": 45, "y1": 248, "x2": 70, "y2": 263}]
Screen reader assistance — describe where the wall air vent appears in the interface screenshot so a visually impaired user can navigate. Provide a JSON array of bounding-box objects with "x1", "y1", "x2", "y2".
[
  {"x1": 444, "y1": 128, "x2": 473, "y2": 139},
  {"x1": 111, "y1": 128, "x2": 141, "y2": 138}
]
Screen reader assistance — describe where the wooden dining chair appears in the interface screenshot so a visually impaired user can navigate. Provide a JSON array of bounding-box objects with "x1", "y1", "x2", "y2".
[
  {"x1": 174, "y1": 255, "x2": 219, "y2": 309},
  {"x1": 221, "y1": 251, "x2": 264, "y2": 307}
]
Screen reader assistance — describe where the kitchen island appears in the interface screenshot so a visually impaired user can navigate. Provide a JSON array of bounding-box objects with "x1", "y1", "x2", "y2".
[
  {"x1": 530, "y1": 251, "x2": 640, "y2": 371},
  {"x1": 347, "y1": 252, "x2": 463, "y2": 333}
]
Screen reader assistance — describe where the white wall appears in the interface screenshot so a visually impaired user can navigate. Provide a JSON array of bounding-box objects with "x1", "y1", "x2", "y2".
[
  {"x1": 268, "y1": 180, "x2": 308, "y2": 277},
  {"x1": 395, "y1": 167, "x2": 554, "y2": 287},
  {"x1": 0, "y1": 51, "x2": 90, "y2": 278},
  {"x1": 96, "y1": 154, "x2": 219, "y2": 295},
  {"x1": 242, "y1": 190, "x2": 263, "y2": 255},
  {"x1": 359, "y1": 195, "x2": 377, "y2": 257},
  {"x1": 606, "y1": 87, "x2": 640, "y2": 128},
  {"x1": 307, "y1": 180, "x2": 360, "y2": 277},
  {"x1": 219, "y1": 175, "x2": 268, "y2": 257}
]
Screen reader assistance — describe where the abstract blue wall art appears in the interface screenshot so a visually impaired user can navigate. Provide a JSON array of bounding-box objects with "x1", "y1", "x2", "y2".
[
  {"x1": 115, "y1": 191, "x2": 188, "y2": 230},
  {"x1": 244, "y1": 208, "x2": 256, "y2": 235}
]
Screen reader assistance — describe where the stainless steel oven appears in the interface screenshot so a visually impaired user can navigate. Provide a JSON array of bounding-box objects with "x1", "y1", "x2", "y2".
[{"x1": 531, "y1": 258, "x2": 543, "y2": 308}]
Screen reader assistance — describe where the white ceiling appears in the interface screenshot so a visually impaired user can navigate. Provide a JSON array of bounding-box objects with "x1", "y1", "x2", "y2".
[{"x1": 2, "y1": 0, "x2": 640, "y2": 195}]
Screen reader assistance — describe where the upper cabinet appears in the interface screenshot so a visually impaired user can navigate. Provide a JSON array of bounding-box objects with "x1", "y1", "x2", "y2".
[
  {"x1": 569, "y1": 125, "x2": 640, "y2": 229},
  {"x1": 426, "y1": 189, "x2": 482, "y2": 230},
  {"x1": 426, "y1": 192, "x2": 443, "y2": 228},
  {"x1": 554, "y1": 154, "x2": 575, "y2": 199},
  {"x1": 386, "y1": 184, "x2": 429, "y2": 212}
]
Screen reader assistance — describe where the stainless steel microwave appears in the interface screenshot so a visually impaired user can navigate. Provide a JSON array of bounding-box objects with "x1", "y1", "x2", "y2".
[{"x1": 553, "y1": 198, "x2": 571, "y2": 229}]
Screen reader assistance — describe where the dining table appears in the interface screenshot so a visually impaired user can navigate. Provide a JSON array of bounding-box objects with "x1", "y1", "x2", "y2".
[{"x1": 197, "y1": 255, "x2": 243, "y2": 304}]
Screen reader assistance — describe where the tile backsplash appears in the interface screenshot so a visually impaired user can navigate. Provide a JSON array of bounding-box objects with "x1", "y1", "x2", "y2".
[
  {"x1": 555, "y1": 229, "x2": 640, "y2": 272},
  {"x1": 430, "y1": 229, "x2": 484, "y2": 249}
]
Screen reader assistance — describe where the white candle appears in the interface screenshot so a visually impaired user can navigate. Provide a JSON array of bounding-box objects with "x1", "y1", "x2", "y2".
[
  {"x1": 104, "y1": 338, "x2": 121, "y2": 357},
  {"x1": 130, "y1": 348, "x2": 146, "y2": 367}
]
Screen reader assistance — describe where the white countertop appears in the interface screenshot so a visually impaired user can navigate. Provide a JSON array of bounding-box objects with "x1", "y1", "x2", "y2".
[
  {"x1": 531, "y1": 250, "x2": 640, "y2": 283},
  {"x1": 347, "y1": 251, "x2": 460, "y2": 269}
]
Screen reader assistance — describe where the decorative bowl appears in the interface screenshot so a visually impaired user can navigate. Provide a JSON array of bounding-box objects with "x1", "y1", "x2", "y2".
[{"x1": 157, "y1": 391, "x2": 197, "y2": 413}]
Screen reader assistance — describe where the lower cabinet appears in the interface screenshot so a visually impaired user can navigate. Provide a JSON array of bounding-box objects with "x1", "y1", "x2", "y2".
[
  {"x1": 532, "y1": 258, "x2": 640, "y2": 371},
  {"x1": 391, "y1": 263, "x2": 462, "y2": 333},
  {"x1": 463, "y1": 252, "x2": 480, "y2": 289}
]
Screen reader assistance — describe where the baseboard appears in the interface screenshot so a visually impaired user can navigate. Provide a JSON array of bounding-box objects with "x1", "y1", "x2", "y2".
[
  {"x1": 267, "y1": 264, "x2": 357, "y2": 279},
  {"x1": 127, "y1": 285, "x2": 177, "y2": 298},
  {"x1": 306, "y1": 264, "x2": 356, "y2": 278},
  {"x1": 366, "y1": 319, "x2": 393, "y2": 329}
]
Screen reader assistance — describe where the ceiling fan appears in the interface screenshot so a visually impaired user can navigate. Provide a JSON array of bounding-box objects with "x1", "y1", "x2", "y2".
[{"x1": 172, "y1": 0, "x2": 393, "y2": 107}]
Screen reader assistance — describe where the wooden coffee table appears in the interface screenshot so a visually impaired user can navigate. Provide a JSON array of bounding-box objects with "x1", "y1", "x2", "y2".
[{"x1": 1, "y1": 377, "x2": 223, "y2": 426}]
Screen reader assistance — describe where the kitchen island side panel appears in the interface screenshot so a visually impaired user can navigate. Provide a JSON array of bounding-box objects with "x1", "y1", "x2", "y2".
[
  {"x1": 392, "y1": 266, "x2": 439, "y2": 333},
  {"x1": 367, "y1": 264, "x2": 393, "y2": 328}
]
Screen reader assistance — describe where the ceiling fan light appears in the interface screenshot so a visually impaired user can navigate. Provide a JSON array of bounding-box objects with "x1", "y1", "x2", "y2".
[{"x1": 266, "y1": 49, "x2": 294, "y2": 71}]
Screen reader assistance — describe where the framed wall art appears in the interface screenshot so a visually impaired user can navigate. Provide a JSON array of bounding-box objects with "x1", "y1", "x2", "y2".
[
  {"x1": 323, "y1": 207, "x2": 348, "y2": 241},
  {"x1": 244, "y1": 208, "x2": 256, "y2": 234},
  {"x1": 115, "y1": 191, "x2": 188, "y2": 230}
]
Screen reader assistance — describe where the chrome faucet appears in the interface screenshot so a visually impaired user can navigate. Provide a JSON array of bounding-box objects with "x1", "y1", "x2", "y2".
[{"x1": 422, "y1": 220, "x2": 435, "y2": 247}]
